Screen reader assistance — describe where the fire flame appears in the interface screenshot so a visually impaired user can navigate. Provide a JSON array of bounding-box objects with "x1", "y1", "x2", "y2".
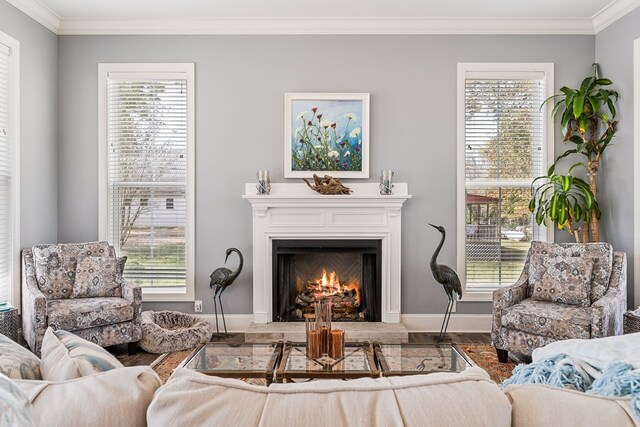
[{"x1": 308, "y1": 269, "x2": 360, "y2": 305}]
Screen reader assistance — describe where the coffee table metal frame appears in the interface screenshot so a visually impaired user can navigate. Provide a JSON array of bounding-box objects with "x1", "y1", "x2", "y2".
[
  {"x1": 179, "y1": 341, "x2": 283, "y2": 385},
  {"x1": 373, "y1": 342, "x2": 474, "y2": 376},
  {"x1": 276, "y1": 341, "x2": 379, "y2": 382}
]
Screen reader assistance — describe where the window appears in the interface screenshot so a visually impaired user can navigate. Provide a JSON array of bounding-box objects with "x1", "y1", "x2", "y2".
[
  {"x1": 0, "y1": 32, "x2": 19, "y2": 308},
  {"x1": 99, "y1": 64, "x2": 194, "y2": 301},
  {"x1": 457, "y1": 63, "x2": 554, "y2": 301}
]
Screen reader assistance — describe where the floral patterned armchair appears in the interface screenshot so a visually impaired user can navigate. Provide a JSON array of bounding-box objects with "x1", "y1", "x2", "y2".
[
  {"x1": 21, "y1": 241, "x2": 142, "y2": 355},
  {"x1": 491, "y1": 241, "x2": 626, "y2": 362}
]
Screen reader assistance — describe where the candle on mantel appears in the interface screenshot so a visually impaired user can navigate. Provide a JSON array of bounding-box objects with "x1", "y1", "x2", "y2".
[
  {"x1": 320, "y1": 326, "x2": 330, "y2": 355},
  {"x1": 307, "y1": 330, "x2": 321, "y2": 359},
  {"x1": 330, "y1": 329, "x2": 345, "y2": 359}
]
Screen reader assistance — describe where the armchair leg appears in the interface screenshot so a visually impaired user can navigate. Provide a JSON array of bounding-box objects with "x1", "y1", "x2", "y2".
[
  {"x1": 128, "y1": 342, "x2": 138, "y2": 355},
  {"x1": 496, "y1": 348, "x2": 509, "y2": 363}
]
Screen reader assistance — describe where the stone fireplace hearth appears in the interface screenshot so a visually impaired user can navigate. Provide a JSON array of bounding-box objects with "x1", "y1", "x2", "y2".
[{"x1": 244, "y1": 182, "x2": 411, "y2": 326}]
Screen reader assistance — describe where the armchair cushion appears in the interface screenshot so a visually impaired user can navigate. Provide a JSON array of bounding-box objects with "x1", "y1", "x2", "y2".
[
  {"x1": 47, "y1": 297, "x2": 134, "y2": 331},
  {"x1": 530, "y1": 255, "x2": 594, "y2": 307},
  {"x1": 32, "y1": 242, "x2": 114, "y2": 300},
  {"x1": 502, "y1": 299, "x2": 591, "y2": 340},
  {"x1": 528, "y1": 241, "x2": 613, "y2": 303},
  {"x1": 70, "y1": 256, "x2": 126, "y2": 298}
]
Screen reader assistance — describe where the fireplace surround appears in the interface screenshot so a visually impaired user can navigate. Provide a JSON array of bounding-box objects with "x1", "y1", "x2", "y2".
[{"x1": 244, "y1": 182, "x2": 411, "y2": 324}]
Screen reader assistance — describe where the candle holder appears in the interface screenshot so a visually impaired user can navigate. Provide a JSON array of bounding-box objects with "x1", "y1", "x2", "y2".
[
  {"x1": 330, "y1": 329, "x2": 345, "y2": 359},
  {"x1": 305, "y1": 318, "x2": 320, "y2": 359},
  {"x1": 379, "y1": 169, "x2": 394, "y2": 195},
  {"x1": 256, "y1": 170, "x2": 271, "y2": 195}
]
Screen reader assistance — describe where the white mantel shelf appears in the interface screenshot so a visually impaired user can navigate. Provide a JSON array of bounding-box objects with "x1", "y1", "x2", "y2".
[{"x1": 244, "y1": 182, "x2": 411, "y2": 324}]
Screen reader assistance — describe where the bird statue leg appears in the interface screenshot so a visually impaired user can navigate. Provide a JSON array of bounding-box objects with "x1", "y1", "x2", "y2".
[
  {"x1": 437, "y1": 296, "x2": 453, "y2": 341},
  {"x1": 442, "y1": 297, "x2": 454, "y2": 341},
  {"x1": 218, "y1": 286, "x2": 229, "y2": 336},
  {"x1": 213, "y1": 285, "x2": 221, "y2": 336}
]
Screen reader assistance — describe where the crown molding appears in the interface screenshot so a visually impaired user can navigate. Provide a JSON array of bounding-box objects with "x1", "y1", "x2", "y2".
[
  {"x1": 56, "y1": 16, "x2": 596, "y2": 36},
  {"x1": 593, "y1": 0, "x2": 640, "y2": 32},
  {"x1": 5, "y1": 0, "x2": 60, "y2": 33}
]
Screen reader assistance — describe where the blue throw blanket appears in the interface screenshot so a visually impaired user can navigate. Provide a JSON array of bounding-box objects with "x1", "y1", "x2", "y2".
[{"x1": 501, "y1": 353, "x2": 640, "y2": 421}]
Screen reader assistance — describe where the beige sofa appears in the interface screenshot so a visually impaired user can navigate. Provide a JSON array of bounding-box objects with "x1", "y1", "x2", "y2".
[{"x1": 11, "y1": 366, "x2": 638, "y2": 427}]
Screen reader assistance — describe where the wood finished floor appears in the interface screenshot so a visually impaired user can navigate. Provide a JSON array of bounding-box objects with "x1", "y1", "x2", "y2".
[{"x1": 114, "y1": 332, "x2": 492, "y2": 367}]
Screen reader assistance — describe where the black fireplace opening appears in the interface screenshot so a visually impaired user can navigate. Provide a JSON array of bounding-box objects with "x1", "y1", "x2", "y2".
[{"x1": 272, "y1": 239, "x2": 382, "y2": 322}]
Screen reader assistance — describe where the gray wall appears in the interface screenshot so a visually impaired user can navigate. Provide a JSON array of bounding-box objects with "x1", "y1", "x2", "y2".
[
  {"x1": 596, "y1": 8, "x2": 640, "y2": 308},
  {"x1": 0, "y1": 3, "x2": 57, "y2": 248},
  {"x1": 56, "y1": 34, "x2": 595, "y2": 316}
]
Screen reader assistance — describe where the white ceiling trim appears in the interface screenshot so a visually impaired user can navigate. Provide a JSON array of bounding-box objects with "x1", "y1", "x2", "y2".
[
  {"x1": 592, "y1": 0, "x2": 640, "y2": 33},
  {"x1": 57, "y1": 17, "x2": 596, "y2": 36},
  {"x1": 5, "y1": 0, "x2": 60, "y2": 33}
]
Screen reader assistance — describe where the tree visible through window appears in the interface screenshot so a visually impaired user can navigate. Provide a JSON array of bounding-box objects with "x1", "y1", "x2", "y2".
[{"x1": 459, "y1": 64, "x2": 552, "y2": 294}]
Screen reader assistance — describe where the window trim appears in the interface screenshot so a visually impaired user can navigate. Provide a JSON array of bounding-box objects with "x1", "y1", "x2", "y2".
[
  {"x1": 98, "y1": 63, "x2": 195, "y2": 302},
  {"x1": 0, "y1": 31, "x2": 20, "y2": 309},
  {"x1": 456, "y1": 62, "x2": 555, "y2": 302}
]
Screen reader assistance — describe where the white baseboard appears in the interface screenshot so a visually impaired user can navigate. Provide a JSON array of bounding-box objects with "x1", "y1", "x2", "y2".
[
  {"x1": 400, "y1": 314, "x2": 492, "y2": 333},
  {"x1": 198, "y1": 313, "x2": 492, "y2": 333}
]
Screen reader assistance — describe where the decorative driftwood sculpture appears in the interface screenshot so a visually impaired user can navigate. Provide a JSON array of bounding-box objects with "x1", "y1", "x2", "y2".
[{"x1": 303, "y1": 174, "x2": 352, "y2": 195}]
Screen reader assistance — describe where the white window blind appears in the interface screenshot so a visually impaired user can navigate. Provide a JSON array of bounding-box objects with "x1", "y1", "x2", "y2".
[
  {"x1": 458, "y1": 64, "x2": 552, "y2": 297},
  {"x1": 0, "y1": 39, "x2": 15, "y2": 306},
  {"x1": 102, "y1": 65, "x2": 194, "y2": 297}
]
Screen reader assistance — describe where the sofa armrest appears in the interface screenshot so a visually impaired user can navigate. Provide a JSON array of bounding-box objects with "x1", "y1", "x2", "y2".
[
  {"x1": 121, "y1": 280, "x2": 142, "y2": 323},
  {"x1": 491, "y1": 267, "x2": 529, "y2": 349},
  {"x1": 21, "y1": 250, "x2": 47, "y2": 355},
  {"x1": 591, "y1": 251, "x2": 627, "y2": 338}
]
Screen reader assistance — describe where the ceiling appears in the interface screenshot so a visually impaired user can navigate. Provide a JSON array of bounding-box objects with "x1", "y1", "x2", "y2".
[{"x1": 6, "y1": 0, "x2": 640, "y2": 35}]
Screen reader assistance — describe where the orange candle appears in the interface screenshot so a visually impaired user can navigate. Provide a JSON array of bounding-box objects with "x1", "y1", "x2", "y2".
[
  {"x1": 307, "y1": 330, "x2": 320, "y2": 358},
  {"x1": 330, "y1": 329, "x2": 344, "y2": 359},
  {"x1": 320, "y1": 326, "x2": 330, "y2": 355}
]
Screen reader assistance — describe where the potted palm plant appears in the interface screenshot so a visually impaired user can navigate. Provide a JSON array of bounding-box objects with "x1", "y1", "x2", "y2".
[{"x1": 529, "y1": 64, "x2": 619, "y2": 243}]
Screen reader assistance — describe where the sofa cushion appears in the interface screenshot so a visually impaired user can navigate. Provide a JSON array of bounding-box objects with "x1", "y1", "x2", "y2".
[
  {"x1": 502, "y1": 299, "x2": 591, "y2": 340},
  {"x1": 530, "y1": 255, "x2": 594, "y2": 307},
  {"x1": 528, "y1": 241, "x2": 613, "y2": 303},
  {"x1": 0, "y1": 333, "x2": 41, "y2": 380},
  {"x1": 70, "y1": 256, "x2": 126, "y2": 298},
  {"x1": 47, "y1": 297, "x2": 134, "y2": 331},
  {"x1": 0, "y1": 373, "x2": 36, "y2": 426},
  {"x1": 505, "y1": 384, "x2": 636, "y2": 427},
  {"x1": 147, "y1": 367, "x2": 512, "y2": 427},
  {"x1": 33, "y1": 242, "x2": 115, "y2": 300},
  {"x1": 14, "y1": 366, "x2": 161, "y2": 427},
  {"x1": 40, "y1": 328, "x2": 124, "y2": 381}
]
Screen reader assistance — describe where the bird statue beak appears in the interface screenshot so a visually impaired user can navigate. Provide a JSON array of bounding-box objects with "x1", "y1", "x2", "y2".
[
  {"x1": 428, "y1": 223, "x2": 437, "y2": 229},
  {"x1": 224, "y1": 253, "x2": 230, "y2": 264}
]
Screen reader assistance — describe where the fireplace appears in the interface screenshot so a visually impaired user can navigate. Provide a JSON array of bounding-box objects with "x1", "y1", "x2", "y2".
[{"x1": 272, "y1": 240, "x2": 382, "y2": 322}]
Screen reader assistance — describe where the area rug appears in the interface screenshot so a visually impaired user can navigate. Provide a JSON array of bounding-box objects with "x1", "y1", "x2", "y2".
[
  {"x1": 458, "y1": 344, "x2": 518, "y2": 384},
  {"x1": 150, "y1": 343, "x2": 518, "y2": 385}
]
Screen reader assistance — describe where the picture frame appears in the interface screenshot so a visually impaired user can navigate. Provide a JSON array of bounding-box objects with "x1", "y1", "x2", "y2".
[{"x1": 284, "y1": 93, "x2": 370, "y2": 178}]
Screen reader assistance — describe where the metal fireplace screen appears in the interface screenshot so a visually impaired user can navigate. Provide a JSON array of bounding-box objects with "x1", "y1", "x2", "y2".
[{"x1": 272, "y1": 240, "x2": 381, "y2": 322}]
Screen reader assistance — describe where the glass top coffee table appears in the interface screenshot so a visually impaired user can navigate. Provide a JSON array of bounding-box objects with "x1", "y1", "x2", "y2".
[
  {"x1": 180, "y1": 342, "x2": 283, "y2": 385},
  {"x1": 374, "y1": 343, "x2": 474, "y2": 376},
  {"x1": 276, "y1": 341, "x2": 379, "y2": 382}
]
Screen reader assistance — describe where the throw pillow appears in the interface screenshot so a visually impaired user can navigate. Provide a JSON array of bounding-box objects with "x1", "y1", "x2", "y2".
[
  {"x1": 529, "y1": 255, "x2": 594, "y2": 307},
  {"x1": 528, "y1": 241, "x2": 613, "y2": 303},
  {"x1": 70, "y1": 256, "x2": 126, "y2": 298},
  {"x1": 0, "y1": 334, "x2": 42, "y2": 380},
  {"x1": 40, "y1": 328, "x2": 123, "y2": 381}
]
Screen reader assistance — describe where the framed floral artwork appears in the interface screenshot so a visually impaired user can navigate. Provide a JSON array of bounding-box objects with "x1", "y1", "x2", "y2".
[{"x1": 284, "y1": 93, "x2": 370, "y2": 178}]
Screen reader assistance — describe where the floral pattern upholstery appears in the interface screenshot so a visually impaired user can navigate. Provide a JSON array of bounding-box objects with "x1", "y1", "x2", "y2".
[
  {"x1": 529, "y1": 255, "x2": 593, "y2": 307},
  {"x1": 71, "y1": 256, "x2": 125, "y2": 298},
  {"x1": 492, "y1": 243, "x2": 626, "y2": 357},
  {"x1": 47, "y1": 297, "x2": 134, "y2": 331},
  {"x1": 21, "y1": 243, "x2": 142, "y2": 355},
  {"x1": 0, "y1": 333, "x2": 41, "y2": 380}
]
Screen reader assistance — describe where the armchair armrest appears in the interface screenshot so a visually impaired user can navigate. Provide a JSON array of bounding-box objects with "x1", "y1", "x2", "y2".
[
  {"x1": 491, "y1": 267, "x2": 530, "y2": 349},
  {"x1": 21, "y1": 250, "x2": 47, "y2": 355},
  {"x1": 591, "y1": 251, "x2": 627, "y2": 338},
  {"x1": 121, "y1": 280, "x2": 142, "y2": 324}
]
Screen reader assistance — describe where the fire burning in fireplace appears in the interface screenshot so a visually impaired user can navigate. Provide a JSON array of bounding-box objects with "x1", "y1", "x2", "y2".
[{"x1": 294, "y1": 268, "x2": 362, "y2": 320}]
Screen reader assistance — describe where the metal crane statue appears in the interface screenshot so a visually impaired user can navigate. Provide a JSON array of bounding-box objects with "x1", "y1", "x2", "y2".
[
  {"x1": 428, "y1": 224, "x2": 462, "y2": 341},
  {"x1": 209, "y1": 248, "x2": 243, "y2": 336}
]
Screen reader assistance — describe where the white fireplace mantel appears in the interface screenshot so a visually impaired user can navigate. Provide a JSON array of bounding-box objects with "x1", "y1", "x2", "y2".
[{"x1": 243, "y1": 182, "x2": 411, "y2": 324}]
